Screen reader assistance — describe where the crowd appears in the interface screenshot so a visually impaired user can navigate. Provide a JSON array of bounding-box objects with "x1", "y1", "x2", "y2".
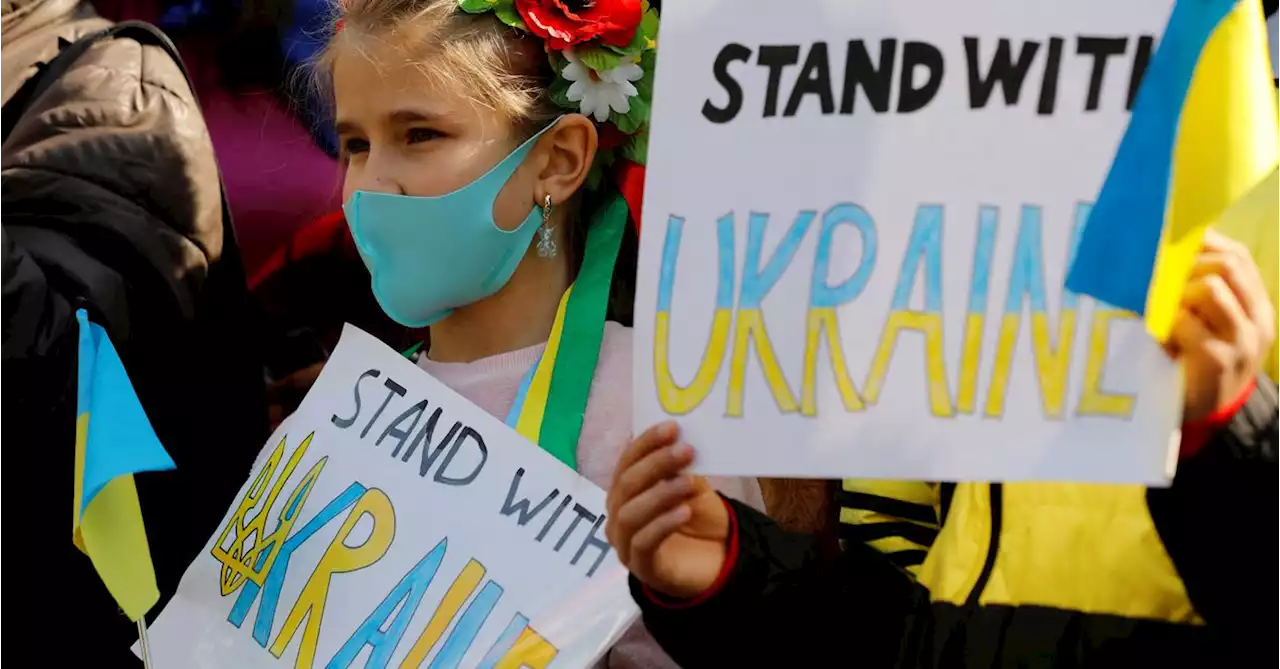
[{"x1": 1, "y1": 0, "x2": 1276, "y2": 667}]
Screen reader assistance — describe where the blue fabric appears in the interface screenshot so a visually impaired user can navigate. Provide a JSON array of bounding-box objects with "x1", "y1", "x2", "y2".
[
  {"x1": 280, "y1": 0, "x2": 332, "y2": 69},
  {"x1": 76, "y1": 309, "x2": 175, "y2": 515},
  {"x1": 1064, "y1": 0, "x2": 1236, "y2": 313},
  {"x1": 282, "y1": 0, "x2": 341, "y2": 157},
  {"x1": 158, "y1": 0, "x2": 217, "y2": 30}
]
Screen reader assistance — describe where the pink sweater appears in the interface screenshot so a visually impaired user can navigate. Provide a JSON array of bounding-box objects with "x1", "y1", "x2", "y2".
[{"x1": 419, "y1": 322, "x2": 765, "y2": 669}]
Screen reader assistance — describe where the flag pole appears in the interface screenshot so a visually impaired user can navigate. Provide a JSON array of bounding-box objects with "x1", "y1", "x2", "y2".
[{"x1": 137, "y1": 618, "x2": 154, "y2": 669}]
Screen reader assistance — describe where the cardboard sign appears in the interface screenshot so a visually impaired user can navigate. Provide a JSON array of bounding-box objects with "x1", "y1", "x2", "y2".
[
  {"x1": 148, "y1": 325, "x2": 637, "y2": 667},
  {"x1": 633, "y1": 0, "x2": 1182, "y2": 483}
]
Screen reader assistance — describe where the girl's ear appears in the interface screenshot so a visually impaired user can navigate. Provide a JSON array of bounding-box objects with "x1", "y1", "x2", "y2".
[{"x1": 536, "y1": 114, "x2": 598, "y2": 206}]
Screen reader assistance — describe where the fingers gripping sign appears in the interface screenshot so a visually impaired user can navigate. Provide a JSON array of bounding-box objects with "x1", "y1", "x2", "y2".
[
  {"x1": 606, "y1": 422, "x2": 732, "y2": 600},
  {"x1": 1166, "y1": 231, "x2": 1277, "y2": 423}
]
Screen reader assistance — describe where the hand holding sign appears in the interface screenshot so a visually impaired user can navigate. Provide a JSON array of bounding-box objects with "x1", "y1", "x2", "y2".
[
  {"x1": 606, "y1": 422, "x2": 730, "y2": 599},
  {"x1": 1167, "y1": 230, "x2": 1275, "y2": 423}
]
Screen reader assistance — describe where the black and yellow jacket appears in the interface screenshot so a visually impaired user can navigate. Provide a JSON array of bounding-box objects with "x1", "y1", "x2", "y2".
[{"x1": 631, "y1": 378, "x2": 1277, "y2": 667}]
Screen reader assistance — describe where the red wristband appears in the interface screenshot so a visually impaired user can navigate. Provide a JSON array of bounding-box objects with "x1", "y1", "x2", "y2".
[
  {"x1": 1179, "y1": 379, "x2": 1256, "y2": 460},
  {"x1": 643, "y1": 497, "x2": 740, "y2": 609}
]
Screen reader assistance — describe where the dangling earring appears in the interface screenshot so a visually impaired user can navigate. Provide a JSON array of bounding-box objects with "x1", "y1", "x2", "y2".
[{"x1": 537, "y1": 194, "x2": 557, "y2": 259}]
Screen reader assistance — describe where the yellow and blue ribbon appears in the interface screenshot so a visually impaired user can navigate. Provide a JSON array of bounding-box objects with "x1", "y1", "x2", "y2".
[
  {"x1": 1066, "y1": 0, "x2": 1279, "y2": 340},
  {"x1": 72, "y1": 308, "x2": 175, "y2": 622}
]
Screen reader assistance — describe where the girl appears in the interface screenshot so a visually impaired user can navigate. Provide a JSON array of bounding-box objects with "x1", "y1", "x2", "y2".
[{"x1": 322, "y1": 0, "x2": 763, "y2": 666}]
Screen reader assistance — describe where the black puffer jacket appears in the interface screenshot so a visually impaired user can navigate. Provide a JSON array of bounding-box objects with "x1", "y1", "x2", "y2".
[{"x1": 2, "y1": 0, "x2": 267, "y2": 662}]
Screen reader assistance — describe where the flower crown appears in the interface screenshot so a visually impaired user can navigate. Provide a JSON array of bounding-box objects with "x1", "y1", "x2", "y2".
[{"x1": 458, "y1": 0, "x2": 658, "y2": 198}]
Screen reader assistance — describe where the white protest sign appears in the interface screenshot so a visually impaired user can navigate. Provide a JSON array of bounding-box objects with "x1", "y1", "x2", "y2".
[
  {"x1": 148, "y1": 325, "x2": 637, "y2": 667},
  {"x1": 633, "y1": 0, "x2": 1183, "y2": 483}
]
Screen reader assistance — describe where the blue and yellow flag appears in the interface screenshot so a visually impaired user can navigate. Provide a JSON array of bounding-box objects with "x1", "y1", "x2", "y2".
[
  {"x1": 73, "y1": 308, "x2": 176, "y2": 621},
  {"x1": 1212, "y1": 166, "x2": 1280, "y2": 380},
  {"x1": 1066, "y1": 0, "x2": 1279, "y2": 341}
]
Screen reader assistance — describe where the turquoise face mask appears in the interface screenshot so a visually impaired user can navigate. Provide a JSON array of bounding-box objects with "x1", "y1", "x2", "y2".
[{"x1": 344, "y1": 121, "x2": 559, "y2": 327}]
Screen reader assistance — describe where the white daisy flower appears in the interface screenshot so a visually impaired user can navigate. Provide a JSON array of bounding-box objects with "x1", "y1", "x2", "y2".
[{"x1": 562, "y1": 49, "x2": 644, "y2": 123}]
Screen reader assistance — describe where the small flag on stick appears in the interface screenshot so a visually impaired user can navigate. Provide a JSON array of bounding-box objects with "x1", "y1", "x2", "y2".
[{"x1": 72, "y1": 308, "x2": 175, "y2": 625}]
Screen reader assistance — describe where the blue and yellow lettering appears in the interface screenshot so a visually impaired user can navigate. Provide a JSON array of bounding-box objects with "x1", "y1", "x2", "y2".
[
  {"x1": 864, "y1": 205, "x2": 954, "y2": 416},
  {"x1": 984, "y1": 205, "x2": 1077, "y2": 419},
  {"x1": 726, "y1": 211, "x2": 814, "y2": 416},
  {"x1": 428, "y1": 581, "x2": 505, "y2": 669},
  {"x1": 327, "y1": 538, "x2": 448, "y2": 669},
  {"x1": 227, "y1": 483, "x2": 366, "y2": 647},
  {"x1": 1077, "y1": 309, "x2": 1138, "y2": 418},
  {"x1": 477, "y1": 614, "x2": 530, "y2": 669},
  {"x1": 654, "y1": 214, "x2": 735, "y2": 414},
  {"x1": 802, "y1": 203, "x2": 877, "y2": 414},
  {"x1": 957, "y1": 206, "x2": 999, "y2": 414},
  {"x1": 400, "y1": 559, "x2": 486, "y2": 666}
]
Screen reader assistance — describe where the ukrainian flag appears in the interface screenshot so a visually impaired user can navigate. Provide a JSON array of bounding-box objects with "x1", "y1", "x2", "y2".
[
  {"x1": 1213, "y1": 166, "x2": 1280, "y2": 380},
  {"x1": 73, "y1": 308, "x2": 175, "y2": 621},
  {"x1": 1066, "y1": 0, "x2": 1279, "y2": 341}
]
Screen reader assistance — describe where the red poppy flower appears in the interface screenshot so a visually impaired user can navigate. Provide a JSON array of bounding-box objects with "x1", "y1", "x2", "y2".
[{"x1": 516, "y1": 0, "x2": 642, "y2": 51}]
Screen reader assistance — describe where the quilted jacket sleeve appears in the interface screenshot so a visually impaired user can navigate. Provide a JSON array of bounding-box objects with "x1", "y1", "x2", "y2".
[{"x1": 2, "y1": 29, "x2": 224, "y2": 345}]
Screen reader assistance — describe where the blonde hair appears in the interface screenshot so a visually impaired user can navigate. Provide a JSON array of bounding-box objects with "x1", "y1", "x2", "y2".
[{"x1": 319, "y1": 0, "x2": 561, "y2": 138}]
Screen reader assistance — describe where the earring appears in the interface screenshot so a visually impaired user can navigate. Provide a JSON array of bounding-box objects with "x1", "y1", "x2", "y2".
[{"x1": 537, "y1": 194, "x2": 557, "y2": 259}]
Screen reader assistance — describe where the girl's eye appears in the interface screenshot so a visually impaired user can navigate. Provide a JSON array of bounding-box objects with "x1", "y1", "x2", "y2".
[
  {"x1": 342, "y1": 137, "x2": 370, "y2": 155},
  {"x1": 406, "y1": 127, "x2": 443, "y2": 144}
]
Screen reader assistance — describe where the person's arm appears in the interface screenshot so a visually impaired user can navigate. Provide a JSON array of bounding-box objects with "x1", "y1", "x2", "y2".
[
  {"x1": 631, "y1": 495, "x2": 928, "y2": 668},
  {"x1": 1148, "y1": 376, "x2": 1277, "y2": 662}
]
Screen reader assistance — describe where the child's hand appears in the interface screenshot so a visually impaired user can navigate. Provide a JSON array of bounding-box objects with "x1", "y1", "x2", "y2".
[
  {"x1": 606, "y1": 422, "x2": 730, "y2": 599},
  {"x1": 1166, "y1": 230, "x2": 1275, "y2": 422}
]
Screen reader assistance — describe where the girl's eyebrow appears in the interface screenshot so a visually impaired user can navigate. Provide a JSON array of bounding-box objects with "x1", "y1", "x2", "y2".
[
  {"x1": 335, "y1": 108, "x2": 444, "y2": 135},
  {"x1": 388, "y1": 108, "x2": 446, "y2": 125}
]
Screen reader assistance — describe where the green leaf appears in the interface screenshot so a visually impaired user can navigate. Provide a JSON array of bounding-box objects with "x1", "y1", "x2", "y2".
[
  {"x1": 549, "y1": 72, "x2": 574, "y2": 109},
  {"x1": 577, "y1": 46, "x2": 622, "y2": 74},
  {"x1": 640, "y1": 8, "x2": 659, "y2": 46},
  {"x1": 640, "y1": 48, "x2": 657, "y2": 73},
  {"x1": 621, "y1": 130, "x2": 649, "y2": 166},
  {"x1": 493, "y1": 3, "x2": 527, "y2": 29},
  {"x1": 608, "y1": 34, "x2": 644, "y2": 57},
  {"x1": 612, "y1": 94, "x2": 649, "y2": 134},
  {"x1": 457, "y1": 0, "x2": 497, "y2": 14},
  {"x1": 634, "y1": 52, "x2": 656, "y2": 102}
]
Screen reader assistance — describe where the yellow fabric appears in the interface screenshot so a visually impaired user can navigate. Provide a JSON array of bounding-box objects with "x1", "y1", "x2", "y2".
[
  {"x1": 915, "y1": 483, "x2": 992, "y2": 603},
  {"x1": 72, "y1": 413, "x2": 160, "y2": 622},
  {"x1": 839, "y1": 480, "x2": 940, "y2": 575},
  {"x1": 1212, "y1": 167, "x2": 1279, "y2": 381},
  {"x1": 1146, "y1": 0, "x2": 1280, "y2": 340},
  {"x1": 920, "y1": 483, "x2": 1202, "y2": 624},
  {"x1": 842, "y1": 479, "x2": 940, "y2": 510},
  {"x1": 514, "y1": 283, "x2": 574, "y2": 444}
]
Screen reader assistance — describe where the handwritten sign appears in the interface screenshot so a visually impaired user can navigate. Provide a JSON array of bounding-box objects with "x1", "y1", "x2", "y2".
[
  {"x1": 148, "y1": 325, "x2": 637, "y2": 667},
  {"x1": 633, "y1": 0, "x2": 1183, "y2": 483}
]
